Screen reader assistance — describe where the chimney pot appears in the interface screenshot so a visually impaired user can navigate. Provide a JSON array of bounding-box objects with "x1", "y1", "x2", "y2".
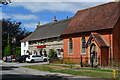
[
  {"x1": 38, "y1": 22, "x2": 40, "y2": 25},
  {"x1": 37, "y1": 21, "x2": 40, "y2": 28}
]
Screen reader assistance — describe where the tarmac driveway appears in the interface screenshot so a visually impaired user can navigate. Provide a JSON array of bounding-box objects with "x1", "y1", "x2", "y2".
[
  {"x1": 2, "y1": 61, "x2": 49, "y2": 67},
  {"x1": 1, "y1": 61, "x2": 106, "y2": 80}
]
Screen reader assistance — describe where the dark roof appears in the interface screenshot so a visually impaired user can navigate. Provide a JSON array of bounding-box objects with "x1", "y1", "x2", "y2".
[
  {"x1": 20, "y1": 34, "x2": 32, "y2": 42},
  {"x1": 92, "y1": 34, "x2": 109, "y2": 48},
  {"x1": 28, "y1": 17, "x2": 72, "y2": 41},
  {"x1": 62, "y1": 2, "x2": 120, "y2": 35},
  {"x1": 87, "y1": 33, "x2": 109, "y2": 48}
]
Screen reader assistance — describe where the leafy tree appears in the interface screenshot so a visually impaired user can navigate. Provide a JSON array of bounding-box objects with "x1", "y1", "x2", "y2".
[
  {"x1": 4, "y1": 40, "x2": 11, "y2": 56},
  {"x1": 0, "y1": 0, "x2": 13, "y2": 5},
  {"x1": 2, "y1": 18, "x2": 31, "y2": 57}
]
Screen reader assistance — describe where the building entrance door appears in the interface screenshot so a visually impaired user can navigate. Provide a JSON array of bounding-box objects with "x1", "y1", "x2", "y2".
[{"x1": 90, "y1": 43, "x2": 98, "y2": 67}]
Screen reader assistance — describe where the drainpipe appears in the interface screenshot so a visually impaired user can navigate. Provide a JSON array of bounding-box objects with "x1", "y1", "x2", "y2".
[{"x1": 109, "y1": 34, "x2": 112, "y2": 64}]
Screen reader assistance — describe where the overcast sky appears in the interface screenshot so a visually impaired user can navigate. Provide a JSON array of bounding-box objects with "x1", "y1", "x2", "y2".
[{"x1": 0, "y1": 0, "x2": 114, "y2": 31}]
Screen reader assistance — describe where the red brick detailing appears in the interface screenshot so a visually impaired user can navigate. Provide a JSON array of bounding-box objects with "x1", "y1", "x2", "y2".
[
  {"x1": 100, "y1": 48, "x2": 109, "y2": 66},
  {"x1": 113, "y1": 19, "x2": 120, "y2": 64},
  {"x1": 63, "y1": 33, "x2": 112, "y2": 65}
]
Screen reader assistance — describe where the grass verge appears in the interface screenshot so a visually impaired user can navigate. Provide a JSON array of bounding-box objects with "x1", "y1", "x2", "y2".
[{"x1": 23, "y1": 64, "x2": 115, "y2": 79}]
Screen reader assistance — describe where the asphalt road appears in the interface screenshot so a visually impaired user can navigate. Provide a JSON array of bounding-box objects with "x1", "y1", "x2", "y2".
[{"x1": 1, "y1": 61, "x2": 108, "y2": 80}]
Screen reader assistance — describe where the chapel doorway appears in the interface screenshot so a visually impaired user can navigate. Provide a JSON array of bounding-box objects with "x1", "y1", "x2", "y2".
[{"x1": 90, "y1": 43, "x2": 98, "y2": 67}]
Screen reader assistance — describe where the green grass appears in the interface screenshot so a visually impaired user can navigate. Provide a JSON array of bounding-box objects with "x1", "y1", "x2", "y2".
[
  {"x1": 48, "y1": 64, "x2": 113, "y2": 72},
  {"x1": 82, "y1": 68, "x2": 113, "y2": 72},
  {"x1": 23, "y1": 64, "x2": 115, "y2": 79},
  {"x1": 56, "y1": 70, "x2": 113, "y2": 78},
  {"x1": 25, "y1": 65, "x2": 54, "y2": 72},
  {"x1": 48, "y1": 64, "x2": 73, "y2": 68}
]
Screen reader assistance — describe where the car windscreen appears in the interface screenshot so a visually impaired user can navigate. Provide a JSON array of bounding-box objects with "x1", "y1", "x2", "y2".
[
  {"x1": 22, "y1": 55, "x2": 29, "y2": 58},
  {"x1": 27, "y1": 55, "x2": 30, "y2": 58},
  {"x1": 36, "y1": 55, "x2": 41, "y2": 57},
  {"x1": 32, "y1": 55, "x2": 36, "y2": 57}
]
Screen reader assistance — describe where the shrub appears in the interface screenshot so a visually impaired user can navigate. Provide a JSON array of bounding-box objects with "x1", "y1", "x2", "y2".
[
  {"x1": 63, "y1": 58, "x2": 76, "y2": 68},
  {"x1": 48, "y1": 49, "x2": 59, "y2": 63},
  {"x1": 4, "y1": 40, "x2": 11, "y2": 56},
  {"x1": 15, "y1": 47, "x2": 21, "y2": 55},
  {"x1": 48, "y1": 49, "x2": 57, "y2": 58},
  {"x1": 80, "y1": 62, "x2": 89, "y2": 67}
]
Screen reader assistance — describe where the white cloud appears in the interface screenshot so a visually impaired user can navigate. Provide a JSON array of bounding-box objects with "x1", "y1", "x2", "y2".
[
  {"x1": 0, "y1": 12, "x2": 38, "y2": 20},
  {"x1": 14, "y1": 0, "x2": 114, "y2": 2},
  {"x1": 23, "y1": 21, "x2": 48, "y2": 29},
  {"x1": 12, "y1": 14, "x2": 38, "y2": 20},
  {"x1": 0, "y1": 12, "x2": 11, "y2": 19},
  {"x1": 9, "y1": 2, "x2": 108, "y2": 13},
  {"x1": 0, "y1": 13, "x2": 3, "y2": 20},
  {"x1": 23, "y1": 23, "x2": 37, "y2": 28}
]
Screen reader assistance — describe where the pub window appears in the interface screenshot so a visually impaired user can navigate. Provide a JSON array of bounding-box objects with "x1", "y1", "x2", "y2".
[
  {"x1": 57, "y1": 49, "x2": 61, "y2": 55},
  {"x1": 24, "y1": 42, "x2": 26, "y2": 47},
  {"x1": 69, "y1": 38, "x2": 73, "y2": 54},
  {"x1": 24, "y1": 50, "x2": 25, "y2": 55},
  {"x1": 81, "y1": 37, "x2": 86, "y2": 54}
]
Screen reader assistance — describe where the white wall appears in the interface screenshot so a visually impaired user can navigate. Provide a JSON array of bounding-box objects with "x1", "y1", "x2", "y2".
[{"x1": 21, "y1": 41, "x2": 29, "y2": 55}]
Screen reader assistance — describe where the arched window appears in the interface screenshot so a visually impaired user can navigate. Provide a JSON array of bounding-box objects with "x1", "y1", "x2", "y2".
[
  {"x1": 81, "y1": 37, "x2": 86, "y2": 54},
  {"x1": 69, "y1": 38, "x2": 73, "y2": 54}
]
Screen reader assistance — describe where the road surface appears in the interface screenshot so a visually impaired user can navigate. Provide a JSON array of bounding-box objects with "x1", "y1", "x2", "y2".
[{"x1": 1, "y1": 61, "x2": 107, "y2": 80}]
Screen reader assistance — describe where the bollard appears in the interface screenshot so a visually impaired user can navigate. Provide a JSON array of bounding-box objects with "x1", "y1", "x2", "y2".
[{"x1": 113, "y1": 70, "x2": 117, "y2": 78}]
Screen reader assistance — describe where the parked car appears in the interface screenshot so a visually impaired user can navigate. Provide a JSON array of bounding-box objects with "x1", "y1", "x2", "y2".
[
  {"x1": 21, "y1": 55, "x2": 29, "y2": 62},
  {"x1": 3, "y1": 57, "x2": 6, "y2": 62},
  {"x1": 3, "y1": 55, "x2": 20, "y2": 62},
  {"x1": 16, "y1": 55, "x2": 29, "y2": 63},
  {"x1": 3, "y1": 56, "x2": 12, "y2": 62},
  {"x1": 26, "y1": 55, "x2": 48, "y2": 63},
  {"x1": 10, "y1": 55, "x2": 21, "y2": 62}
]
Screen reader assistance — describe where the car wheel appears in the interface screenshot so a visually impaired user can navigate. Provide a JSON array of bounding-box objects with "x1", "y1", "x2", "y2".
[
  {"x1": 31, "y1": 60, "x2": 35, "y2": 63},
  {"x1": 44, "y1": 59, "x2": 47, "y2": 62}
]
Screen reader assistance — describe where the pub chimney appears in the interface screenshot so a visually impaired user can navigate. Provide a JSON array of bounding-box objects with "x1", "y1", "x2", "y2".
[{"x1": 37, "y1": 21, "x2": 40, "y2": 28}]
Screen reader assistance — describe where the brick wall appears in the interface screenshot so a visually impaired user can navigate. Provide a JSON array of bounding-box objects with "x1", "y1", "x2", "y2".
[
  {"x1": 63, "y1": 32, "x2": 112, "y2": 65},
  {"x1": 113, "y1": 18, "x2": 120, "y2": 64}
]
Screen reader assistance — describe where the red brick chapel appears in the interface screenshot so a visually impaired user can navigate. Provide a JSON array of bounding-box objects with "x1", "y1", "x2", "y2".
[{"x1": 62, "y1": 2, "x2": 120, "y2": 66}]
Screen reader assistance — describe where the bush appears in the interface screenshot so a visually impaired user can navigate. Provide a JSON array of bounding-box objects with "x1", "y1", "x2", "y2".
[
  {"x1": 48, "y1": 49, "x2": 60, "y2": 63},
  {"x1": 48, "y1": 49, "x2": 57, "y2": 58},
  {"x1": 4, "y1": 40, "x2": 11, "y2": 56},
  {"x1": 15, "y1": 47, "x2": 21, "y2": 55},
  {"x1": 63, "y1": 58, "x2": 76, "y2": 68},
  {"x1": 49, "y1": 58, "x2": 62, "y2": 64},
  {"x1": 80, "y1": 62, "x2": 89, "y2": 67}
]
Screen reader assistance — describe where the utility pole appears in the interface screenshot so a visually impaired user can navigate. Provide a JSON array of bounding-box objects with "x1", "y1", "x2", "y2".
[{"x1": 8, "y1": 33, "x2": 9, "y2": 40}]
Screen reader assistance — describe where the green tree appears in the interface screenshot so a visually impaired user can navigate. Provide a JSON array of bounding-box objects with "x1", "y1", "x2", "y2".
[
  {"x1": 14, "y1": 47, "x2": 21, "y2": 56},
  {"x1": 0, "y1": 0, "x2": 13, "y2": 5},
  {"x1": 2, "y1": 18, "x2": 31, "y2": 56},
  {"x1": 4, "y1": 40, "x2": 11, "y2": 56}
]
